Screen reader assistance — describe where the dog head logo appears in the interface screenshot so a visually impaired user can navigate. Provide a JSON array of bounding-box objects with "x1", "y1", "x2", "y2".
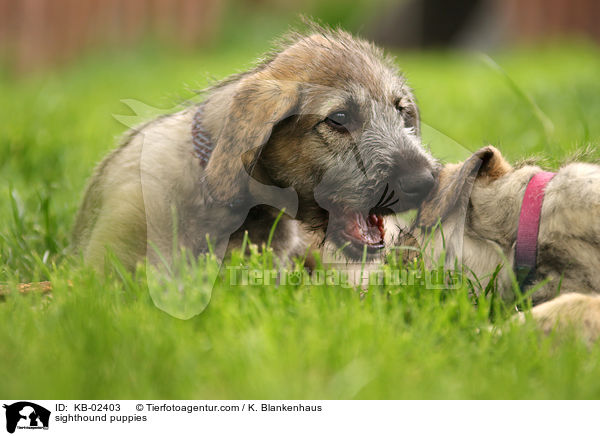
[{"x1": 3, "y1": 402, "x2": 50, "y2": 433}]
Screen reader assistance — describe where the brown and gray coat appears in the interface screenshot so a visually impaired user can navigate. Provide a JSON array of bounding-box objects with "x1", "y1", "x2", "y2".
[{"x1": 72, "y1": 26, "x2": 437, "y2": 271}]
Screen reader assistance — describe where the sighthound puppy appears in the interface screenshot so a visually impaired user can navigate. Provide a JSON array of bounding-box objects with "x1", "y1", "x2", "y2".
[
  {"x1": 405, "y1": 146, "x2": 600, "y2": 341},
  {"x1": 72, "y1": 26, "x2": 437, "y2": 272}
]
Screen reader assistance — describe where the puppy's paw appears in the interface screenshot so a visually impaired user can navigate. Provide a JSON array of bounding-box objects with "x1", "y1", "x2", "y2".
[{"x1": 530, "y1": 293, "x2": 600, "y2": 343}]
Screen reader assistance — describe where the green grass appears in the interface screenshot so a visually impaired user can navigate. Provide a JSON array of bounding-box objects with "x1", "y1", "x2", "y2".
[{"x1": 2, "y1": 39, "x2": 600, "y2": 399}]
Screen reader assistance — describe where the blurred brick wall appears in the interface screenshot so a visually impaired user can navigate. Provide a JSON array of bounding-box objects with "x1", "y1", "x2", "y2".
[
  {"x1": 0, "y1": 0, "x2": 222, "y2": 71},
  {"x1": 369, "y1": 0, "x2": 600, "y2": 49},
  {"x1": 2, "y1": 0, "x2": 599, "y2": 71},
  {"x1": 503, "y1": 0, "x2": 600, "y2": 42}
]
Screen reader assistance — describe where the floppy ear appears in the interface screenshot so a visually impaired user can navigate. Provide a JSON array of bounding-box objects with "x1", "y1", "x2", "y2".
[
  {"x1": 203, "y1": 75, "x2": 299, "y2": 205},
  {"x1": 416, "y1": 146, "x2": 511, "y2": 228}
]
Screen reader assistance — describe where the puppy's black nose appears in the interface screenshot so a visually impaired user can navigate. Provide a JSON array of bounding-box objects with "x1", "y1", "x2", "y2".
[{"x1": 398, "y1": 170, "x2": 435, "y2": 201}]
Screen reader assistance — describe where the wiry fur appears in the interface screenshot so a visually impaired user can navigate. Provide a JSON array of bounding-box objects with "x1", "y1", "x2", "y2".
[
  {"x1": 72, "y1": 25, "x2": 437, "y2": 270},
  {"x1": 396, "y1": 146, "x2": 600, "y2": 341}
]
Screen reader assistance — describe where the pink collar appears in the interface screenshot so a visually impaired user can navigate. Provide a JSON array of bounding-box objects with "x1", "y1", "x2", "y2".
[{"x1": 514, "y1": 171, "x2": 556, "y2": 287}]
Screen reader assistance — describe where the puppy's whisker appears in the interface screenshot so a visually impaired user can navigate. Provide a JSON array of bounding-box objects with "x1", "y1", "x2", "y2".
[
  {"x1": 383, "y1": 189, "x2": 396, "y2": 206},
  {"x1": 381, "y1": 198, "x2": 399, "y2": 209},
  {"x1": 375, "y1": 184, "x2": 389, "y2": 207}
]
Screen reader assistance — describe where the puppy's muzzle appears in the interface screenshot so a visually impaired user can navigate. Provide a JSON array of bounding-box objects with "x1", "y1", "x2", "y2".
[
  {"x1": 381, "y1": 159, "x2": 435, "y2": 212},
  {"x1": 397, "y1": 169, "x2": 435, "y2": 202}
]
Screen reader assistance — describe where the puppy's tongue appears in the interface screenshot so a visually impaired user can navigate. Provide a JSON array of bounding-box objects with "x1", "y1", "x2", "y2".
[{"x1": 346, "y1": 212, "x2": 385, "y2": 246}]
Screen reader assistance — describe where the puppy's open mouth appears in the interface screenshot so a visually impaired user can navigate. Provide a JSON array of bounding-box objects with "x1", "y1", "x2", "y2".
[
  {"x1": 341, "y1": 211, "x2": 386, "y2": 251},
  {"x1": 309, "y1": 185, "x2": 402, "y2": 259},
  {"x1": 322, "y1": 185, "x2": 401, "y2": 259},
  {"x1": 325, "y1": 205, "x2": 396, "y2": 259}
]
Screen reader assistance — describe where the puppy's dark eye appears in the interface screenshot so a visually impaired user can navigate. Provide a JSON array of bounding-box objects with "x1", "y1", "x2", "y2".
[
  {"x1": 325, "y1": 111, "x2": 350, "y2": 132},
  {"x1": 403, "y1": 107, "x2": 417, "y2": 129},
  {"x1": 395, "y1": 99, "x2": 417, "y2": 129},
  {"x1": 394, "y1": 99, "x2": 405, "y2": 114}
]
